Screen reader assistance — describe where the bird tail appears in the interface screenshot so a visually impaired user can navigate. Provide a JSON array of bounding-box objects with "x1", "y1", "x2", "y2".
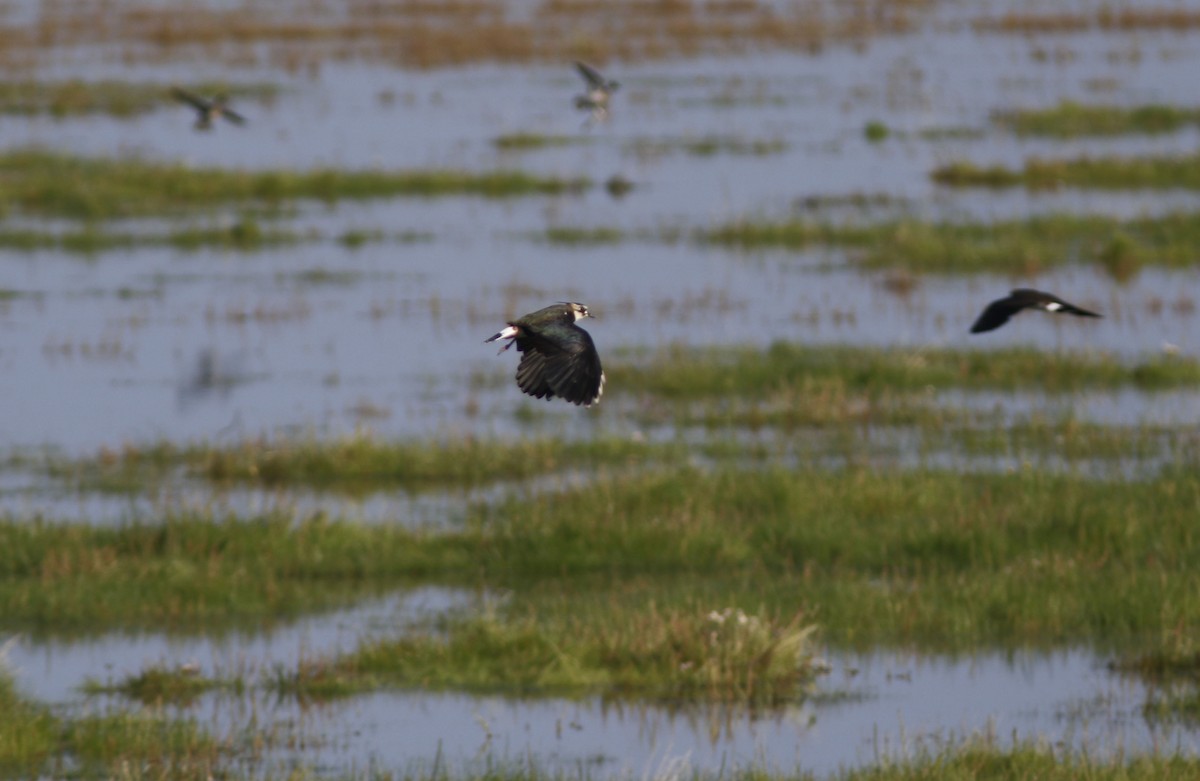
[{"x1": 485, "y1": 325, "x2": 518, "y2": 345}]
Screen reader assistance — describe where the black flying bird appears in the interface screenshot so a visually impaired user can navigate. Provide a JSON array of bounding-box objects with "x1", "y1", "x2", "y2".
[
  {"x1": 970, "y1": 289, "x2": 1102, "y2": 334},
  {"x1": 171, "y1": 87, "x2": 247, "y2": 130},
  {"x1": 486, "y1": 302, "x2": 605, "y2": 407}
]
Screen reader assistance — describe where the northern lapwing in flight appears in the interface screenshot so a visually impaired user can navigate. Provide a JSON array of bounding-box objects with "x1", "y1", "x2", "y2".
[
  {"x1": 486, "y1": 302, "x2": 605, "y2": 407},
  {"x1": 970, "y1": 289, "x2": 1101, "y2": 334},
  {"x1": 171, "y1": 87, "x2": 247, "y2": 130},
  {"x1": 573, "y1": 61, "x2": 619, "y2": 125}
]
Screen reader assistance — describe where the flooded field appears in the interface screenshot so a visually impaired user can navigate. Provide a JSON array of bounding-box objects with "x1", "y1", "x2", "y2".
[{"x1": 2, "y1": 1, "x2": 1200, "y2": 779}]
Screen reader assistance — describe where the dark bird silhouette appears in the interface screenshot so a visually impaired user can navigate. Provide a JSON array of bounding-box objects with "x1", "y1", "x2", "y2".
[
  {"x1": 171, "y1": 87, "x2": 247, "y2": 130},
  {"x1": 486, "y1": 302, "x2": 605, "y2": 406},
  {"x1": 573, "y1": 61, "x2": 619, "y2": 124},
  {"x1": 970, "y1": 289, "x2": 1102, "y2": 334}
]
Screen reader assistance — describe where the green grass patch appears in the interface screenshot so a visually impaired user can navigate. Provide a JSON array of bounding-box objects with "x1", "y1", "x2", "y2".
[
  {"x1": 0, "y1": 80, "x2": 276, "y2": 118},
  {"x1": 4, "y1": 463, "x2": 1200, "y2": 649},
  {"x1": 56, "y1": 433, "x2": 678, "y2": 494},
  {"x1": 0, "y1": 221, "x2": 301, "y2": 254},
  {"x1": 836, "y1": 741, "x2": 1200, "y2": 780},
  {"x1": 0, "y1": 150, "x2": 590, "y2": 220},
  {"x1": 48, "y1": 347, "x2": 1200, "y2": 500},
  {"x1": 864, "y1": 120, "x2": 890, "y2": 142},
  {"x1": 263, "y1": 459, "x2": 1200, "y2": 697},
  {"x1": 540, "y1": 226, "x2": 627, "y2": 245},
  {"x1": 0, "y1": 514, "x2": 471, "y2": 633},
  {"x1": 285, "y1": 268, "x2": 363, "y2": 286},
  {"x1": 605, "y1": 174, "x2": 635, "y2": 198},
  {"x1": 167, "y1": 218, "x2": 301, "y2": 251},
  {"x1": 700, "y1": 211, "x2": 1200, "y2": 274},
  {"x1": 470, "y1": 466, "x2": 1200, "y2": 649},
  {"x1": 933, "y1": 154, "x2": 1200, "y2": 190},
  {"x1": 918, "y1": 125, "x2": 987, "y2": 140},
  {"x1": 273, "y1": 599, "x2": 818, "y2": 704},
  {"x1": 626, "y1": 135, "x2": 788, "y2": 157},
  {"x1": 337, "y1": 228, "x2": 417, "y2": 249},
  {"x1": 930, "y1": 161, "x2": 1025, "y2": 187},
  {"x1": 0, "y1": 668, "x2": 228, "y2": 779},
  {"x1": 953, "y1": 419, "x2": 1193, "y2": 462},
  {"x1": 630, "y1": 383, "x2": 975, "y2": 433},
  {"x1": 492, "y1": 133, "x2": 583, "y2": 151},
  {"x1": 83, "y1": 664, "x2": 240, "y2": 706},
  {"x1": 0, "y1": 222, "x2": 433, "y2": 255},
  {"x1": 615, "y1": 343, "x2": 1200, "y2": 399},
  {"x1": 62, "y1": 710, "x2": 223, "y2": 776},
  {"x1": 997, "y1": 101, "x2": 1200, "y2": 138},
  {"x1": 0, "y1": 672, "x2": 56, "y2": 772}
]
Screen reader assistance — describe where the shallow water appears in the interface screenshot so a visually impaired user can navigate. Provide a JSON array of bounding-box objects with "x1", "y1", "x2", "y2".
[
  {"x1": 6, "y1": 613, "x2": 1194, "y2": 778},
  {"x1": 5, "y1": 586, "x2": 472, "y2": 703},
  {"x1": 0, "y1": 19, "x2": 1199, "y2": 453},
  {"x1": 1, "y1": 235, "x2": 1197, "y2": 455}
]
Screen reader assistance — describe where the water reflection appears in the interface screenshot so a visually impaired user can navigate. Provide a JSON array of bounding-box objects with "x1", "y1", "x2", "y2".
[
  {"x1": 23, "y1": 642, "x2": 1192, "y2": 778},
  {"x1": 311, "y1": 649, "x2": 1193, "y2": 778},
  {"x1": 5, "y1": 596, "x2": 1197, "y2": 778}
]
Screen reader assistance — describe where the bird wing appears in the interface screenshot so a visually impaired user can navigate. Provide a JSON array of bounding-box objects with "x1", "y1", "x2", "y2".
[
  {"x1": 1057, "y1": 301, "x2": 1101, "y2": 318},
  {"x1": 574, "y1": 61, "x2": 607, "y2": 89},
  {"x1": 515, "y1": 349, "x2": 557, "y2": 400},
  {"x1": 550, "y1": 342, "x2": 602, "y2": 406},
  {"x1": 515, "y1": 326, "x2": 604, "y2": 406},
  {"x1": 221, "y1": 107, "x2": 248, "y2": 125},
  {"x1": 171, "y1": 87, "x2": 210, "y2": 111},
  {"x1": 1038, "y1": 293, "x2": 1101, "y2": 318},
  {"x1": 544, "y1": 327, "x2": 604, "y2": 406},
  {"x1": 969, "y1": 297, "x2": 1020, "y2": 333},
  {"x1": 1015, "y1": 289, "x2": 1102, "y2": 318}
]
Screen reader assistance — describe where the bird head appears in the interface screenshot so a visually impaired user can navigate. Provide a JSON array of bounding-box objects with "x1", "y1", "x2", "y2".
[{"x1": 560, "y1": 302, "x2": 593, "y2": 322}]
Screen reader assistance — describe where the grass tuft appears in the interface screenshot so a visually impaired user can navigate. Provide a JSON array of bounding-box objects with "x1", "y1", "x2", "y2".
[
  {"x1": 272, "y1": 601, "x2": 819, "y2": 704},
  {"x1": 863, "y1": 120, "x2": 890, "y2": 142},
  {"x1": 83, "y1": 664, "x2": 239, "y2": 706}
]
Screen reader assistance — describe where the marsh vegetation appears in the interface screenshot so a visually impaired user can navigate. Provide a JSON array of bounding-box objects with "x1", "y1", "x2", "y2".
[
  {"x1": 0, "y1": 150, "x2": 590, "y2": 220},
  {"x1": 3, "y1": 0, "x2": 1200, "y2": 778}
]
